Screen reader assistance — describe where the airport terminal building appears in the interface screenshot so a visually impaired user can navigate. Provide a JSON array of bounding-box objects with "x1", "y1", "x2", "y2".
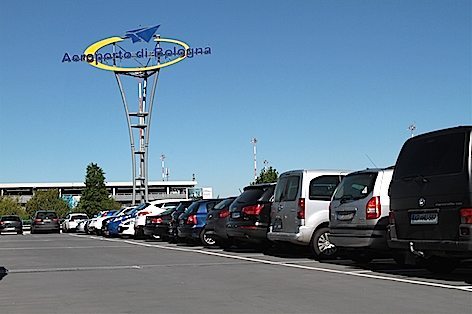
[{"x1": 0, "y1": 181, "x2": 198, "y2": 206}]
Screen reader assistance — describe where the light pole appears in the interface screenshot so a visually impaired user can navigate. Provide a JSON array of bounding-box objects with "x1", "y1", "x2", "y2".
[
  {"x1": 251, "y1": 137, "x2": 257, "y2": 181},
  {"x1": 160, "y1": 154, "x2": 166, "y2": 181},
  {"x1": 408, "y1": 123, "x2": 416, "y2": 138}
]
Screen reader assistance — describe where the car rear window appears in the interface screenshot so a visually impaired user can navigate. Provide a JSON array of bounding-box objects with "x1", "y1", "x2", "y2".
[
  {"x1": 239, "y1": 188, "x2": 267, "y2": 202},
  {"x1": 333, "y1": 173, "x2": 378, "y2": 201},
  {"x1": 1, "y1": 216, "x2": 20, "y2": 221},
  {"x1": 185, "y1": 202, "x2": 201, "y2": 214},
  {"x1": 394, "y1": 132, "x2": 466, "y2": 179},
  {"x1": 309, "y1": 175, "x2": 342, "y2": 201},
  {"x1": 213, "y1": 198, "x2": 236, "y2": 210},
  {"x1": 71, "y1": 215, "x2": 88, "y2": 220},
  {"x1": 36, "y1": 212, "x2": 58, "y2": 219},
  {"x1": 274, "y1": 176, "x2": 300, "y2": 202}
]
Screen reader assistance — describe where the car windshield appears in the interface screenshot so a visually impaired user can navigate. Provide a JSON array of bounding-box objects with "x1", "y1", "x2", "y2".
[{"x1": 333, "y1": 173, "x2": 378, "y2": 201}]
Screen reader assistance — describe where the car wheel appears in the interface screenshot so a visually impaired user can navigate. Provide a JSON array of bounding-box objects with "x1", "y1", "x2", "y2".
[
  {"x1": 423, "y1": 257, "x2": 459, "y2": 274},
  {"x1": 310, "y1": 227, "x2": 337, "y2": 260},
  {"x1": 200, "y1": 229, "x2": 216, "y2": 247},
  {"x1": 30, "y1": 228, "x2": 35, "y2": 234}
]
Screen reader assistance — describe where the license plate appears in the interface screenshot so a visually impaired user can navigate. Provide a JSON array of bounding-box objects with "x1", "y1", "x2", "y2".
[
  {"x1": 273, "y1": 219, "x2": 282, "y2": 230},
  {"x1": 232, "y1": 212, "x2": 241, "y2": 219},
  {"x1": 410, "y1": 212, "x2": 438, "y2": 225},
  {"x1": 336, "y1": 212, "x2": 354, "y2": 221}
]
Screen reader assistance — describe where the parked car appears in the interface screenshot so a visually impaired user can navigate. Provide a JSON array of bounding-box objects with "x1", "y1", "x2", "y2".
[
  {"x1": 118, "y1": 217, "x2": 136, "y2": 238},
  {"x1": 144, "y1": 200, "x2": 193, "y2": 240},
  {"x1": 226, "y1": 184, "x2": 275, "y2": 248},
  {"x1": 169, "y1": 201, "x2": 197, "y2": 242},
  {"x1": 61, "y1": 213, "x2": 89, "y2": 233},
  {"x1": 87, "y1": 210, "x2": 117, "y2": 235},
  {"x1": 388, "y1": 126, "x2": 472, "y2": 273},
  {"x1": 205, "y1": 197, "x2": 237, "y2": 248},
  {"x1": 177, "y1": 199, "x2": 221, "y2": 245},
  {"x1": 107, "y1": 206, "x2": 141, "y2": 237},
  {"x1": 76, "y1": 220, "x2": 87, "y2": 233},
  {"x1": 0, "y1": 215, "x2": 23, "y2": 234},
  {"x1": 101, "y1": 207, "x2": 133, "y2": 236},
  {"x1": 134, "y1": 199, "x2": 188, "y2": 238},
  {"x1": 268, "y1": 169, "x2": 350, "y2": 259},
  {"x1": 329, "y1": 167, "x2": 394, "y2": 263},
  {"x1": 31, "y1": 211, "x2": 60, "y2": 234}
]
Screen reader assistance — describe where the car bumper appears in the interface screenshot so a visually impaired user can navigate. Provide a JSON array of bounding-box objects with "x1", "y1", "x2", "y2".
[
  {"x1": 388, "y1": 238, "x2": 472, "y2": 257},
  {"x1": 267, "y1": 225, "x2": 313, "y2": 245},
  {"x1": 178, "y1": 226, "x2": 201, "y2": 239},
  {"x1": 226, "y1": 224, "x2": 268, "y2": 243},
  {"x1": 0, "y1": 226, "x2": 22, "y2": 233},
  {"x1": 32, "y1": 224, "x2": 60, "y2": 231},
  {"x1": 330, "y1": 228, "x2": 388, "y2": 250}
]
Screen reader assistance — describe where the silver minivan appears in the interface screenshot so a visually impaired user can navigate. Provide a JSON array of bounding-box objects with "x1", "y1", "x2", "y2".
[
  {"x1": 267, "y1": 169, "x2": 350, "y2": 259},
  {"x1": 329, "y1": 167, "x2": 393, "y2": 263}
]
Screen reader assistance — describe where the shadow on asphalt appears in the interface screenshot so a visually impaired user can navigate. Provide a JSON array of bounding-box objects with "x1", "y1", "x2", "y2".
[
  {"x1": 0, "y1": 267, "x2": 8, "y2": 281},
  {"x1": 134, "y1": 236, "x2": 472, "y2": 285}
]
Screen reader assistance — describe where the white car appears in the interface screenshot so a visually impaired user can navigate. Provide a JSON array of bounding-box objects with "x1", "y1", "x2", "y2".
[
  {"x1": 87, "y1": 211, "x2": 115, "y2": 235},
  {"x1": 134, "y1": 199, "x2": 188, "y2": 238},
  {"x1": 76, "y1": 220, "x2": 88, "y2": 233},
  {"x1": 118, "y1": 218, "x2": 136, "y2": 237},
  {"x1": 61, "y1": 213, "x2": 89, "y2": 233}
]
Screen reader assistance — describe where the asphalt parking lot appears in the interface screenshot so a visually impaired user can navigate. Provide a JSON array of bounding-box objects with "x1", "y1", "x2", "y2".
[{"x1": 0, "y1": 233, "x2": 471, "y2": 314}]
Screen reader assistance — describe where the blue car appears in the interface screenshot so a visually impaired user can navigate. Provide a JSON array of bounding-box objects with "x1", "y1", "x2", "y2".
[
  {"x1": 106, "y1": 204, "x2": 146, "y2": 236},
  {"x1": 177, "y1": 199, "x2": 221, "y2": 245}
]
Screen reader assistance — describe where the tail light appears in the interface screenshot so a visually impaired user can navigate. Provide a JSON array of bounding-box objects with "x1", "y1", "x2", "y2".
[
  {"x1": 53, "y1": 218, "x2": 59, "y2": 222},
  {"x1": 219, "y1": 209, "x2": 230, "y2": 218},
  {"x1": 388, "y1": 211, "x2": 395, "y2": 224},
  {"x1": 34, "y1": 219, "x2": 42, "y2": 223},
  {"x1": 460, "y1": 208, "x2": 472, "y2": 224},
  {"x1": 138, "y1": 211, "x2": 150, "y2": 216},
  {"x1": 366, "y1": 196, "x2": 381, "y2": 220},
  {"x1": 297, "y1": 198, "x2": 305, "y2": 219},
  {"x1": 186, "y1": 214, "x2": 197, "y2": 225},
  {"x1": 151, "y1": 217, "x2": 163, "y2": 224},
  {"x1": 242, "y1": 204, "x2": 263, "y2": 216},
  {"x1": 0, "y1": 222, "x2": 4, "y2": 225}
]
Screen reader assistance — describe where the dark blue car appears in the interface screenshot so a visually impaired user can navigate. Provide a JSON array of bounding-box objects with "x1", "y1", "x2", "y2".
[
  {"x1": 106, "y1": 204, "x2": 146, "y2": 236},
  {"x1": 177, "y1": 199, "x2": 221, "y2": 245}
]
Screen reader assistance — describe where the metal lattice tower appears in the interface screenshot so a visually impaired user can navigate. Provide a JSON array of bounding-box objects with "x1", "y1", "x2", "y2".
[{"x1": 115, "y1": 70, "x2": 160, "y2": 205}]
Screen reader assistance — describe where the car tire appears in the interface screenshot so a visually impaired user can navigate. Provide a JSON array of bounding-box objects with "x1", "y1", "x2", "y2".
[
  {"x1": 30, "y1": 228, "x2": 35, "y2": 234},
  {"x1": 423, "y1": 257, "x2": 459, "y2": 274},
  {"x1": 309, "y1": 227, "x2": 337, "y2": 260},
  {"x1": 200, "y1": 229, "x2": 217, "y2": 247}
]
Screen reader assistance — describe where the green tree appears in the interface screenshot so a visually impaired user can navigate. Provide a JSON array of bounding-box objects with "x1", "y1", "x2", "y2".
[
  {"x1": 253, "y1": 166, "x2": 279, "y2": 184},
  {"x1": 25, "y1": 189, "x2": 70, "y2": 218},
  {"x1": 0, "y1": 196, "x2": 28, "y2": 218},
  {"x1": 76, "y1": 163, "x2": 121, "y2": 217}
]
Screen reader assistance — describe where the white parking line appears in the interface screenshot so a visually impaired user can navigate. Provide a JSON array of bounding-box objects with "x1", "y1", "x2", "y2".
[
  {"x1": 0, "y1": 245, "x2": 130, "y2": 250},
  {"x1": 70, "y1": 234, "x2": 472, "y2": 293}
]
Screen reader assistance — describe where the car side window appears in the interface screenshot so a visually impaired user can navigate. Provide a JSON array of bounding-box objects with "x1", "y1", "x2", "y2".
[
  {"x1": 275, "y1": 176, "x2": 300, "y2": 202},
  {"x1": 309, "y1": 175, "x2": 341, "y2": 201}
]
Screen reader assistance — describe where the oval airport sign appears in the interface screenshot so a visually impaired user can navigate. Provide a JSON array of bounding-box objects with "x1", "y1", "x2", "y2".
[{"x1": 84, "y1": 36, "x2": 190, "y2": 72}]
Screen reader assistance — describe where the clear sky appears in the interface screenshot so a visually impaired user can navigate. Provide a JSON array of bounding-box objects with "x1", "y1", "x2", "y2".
[{"x1": 0, "y1": 0, "x2": 471, "y2": 197}]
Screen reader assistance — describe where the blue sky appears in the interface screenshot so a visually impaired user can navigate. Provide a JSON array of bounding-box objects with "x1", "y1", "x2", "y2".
[{"x1": 0, "y1": 0, "x2": 470, "y2": 197}]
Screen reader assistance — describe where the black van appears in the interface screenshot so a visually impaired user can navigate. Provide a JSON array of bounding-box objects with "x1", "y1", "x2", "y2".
[{"x1": 388, "y1": 126, "x2": 472, "y2": 273}]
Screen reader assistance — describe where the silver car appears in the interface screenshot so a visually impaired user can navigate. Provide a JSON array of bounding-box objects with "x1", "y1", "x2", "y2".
[{"x1": 329, "y1": 167, "x2": 394, "y2": 263}]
